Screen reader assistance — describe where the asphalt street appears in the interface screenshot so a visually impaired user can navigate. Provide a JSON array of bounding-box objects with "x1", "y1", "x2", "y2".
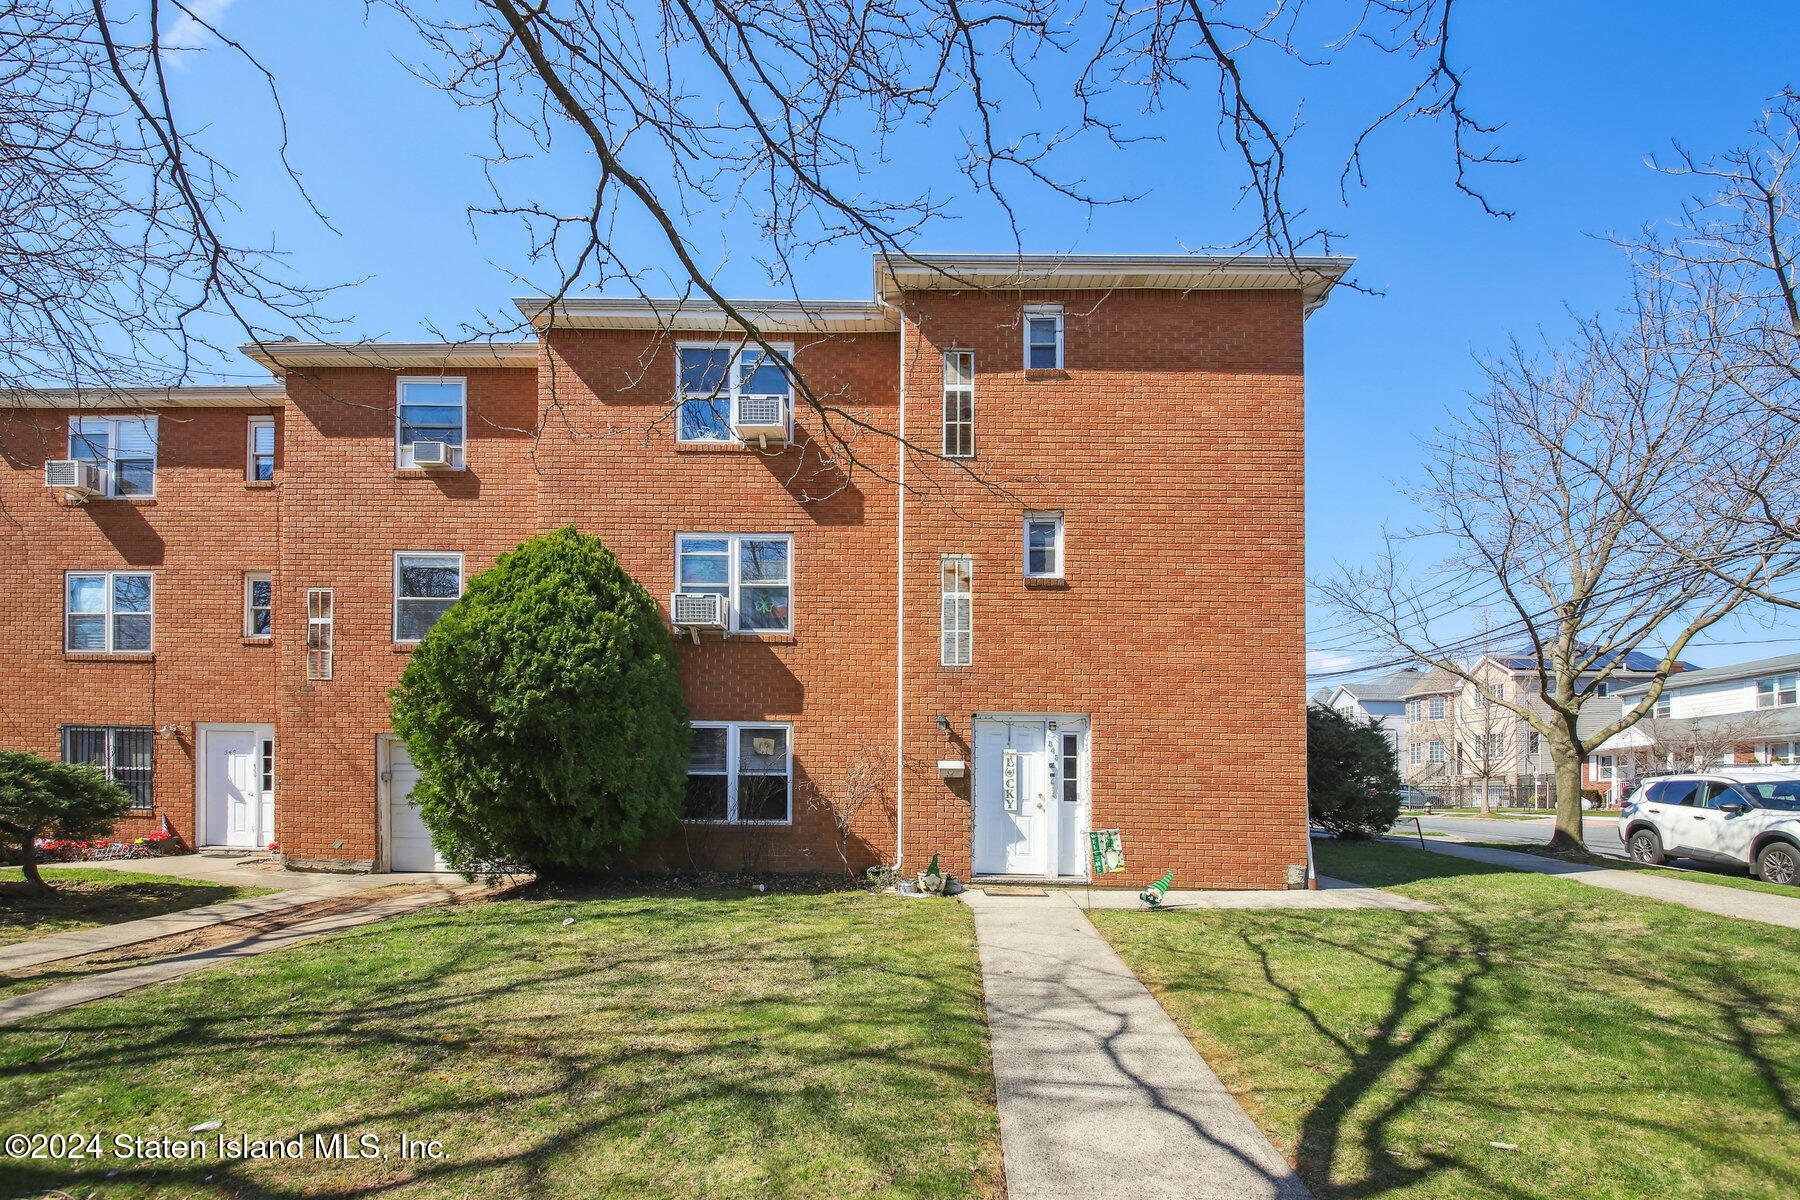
[{"x1": 1390, "y1": 812, "x2": 1769, "y2": 883}]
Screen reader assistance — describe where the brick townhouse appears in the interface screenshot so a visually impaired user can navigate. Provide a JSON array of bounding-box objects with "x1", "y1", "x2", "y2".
[{"x1": 0, "y1": 253, "x2": 1346, "y2": 887}]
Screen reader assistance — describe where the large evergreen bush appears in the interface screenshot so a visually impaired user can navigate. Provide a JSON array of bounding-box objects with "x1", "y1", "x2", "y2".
[{"x1": 1306, "y1": 703, "x2": 1403, "y2": 840}]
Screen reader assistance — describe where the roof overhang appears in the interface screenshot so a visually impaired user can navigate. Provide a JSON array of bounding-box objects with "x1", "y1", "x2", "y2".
[
  {"x1": 0, "y1": 385, "x2": 286, "y2": 410},
  {"x1": 516, "y1": 297, "x2": 897, "y2": 335},
  {"x1": 239, "y1": 341, "x2": 538, "y2": 372},
  {"x1": 871, "y1": 252, "x2": 1355, "y2": 315}
]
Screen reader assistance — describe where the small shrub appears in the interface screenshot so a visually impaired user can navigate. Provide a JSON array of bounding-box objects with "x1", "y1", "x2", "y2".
[
  {"x1": 0, "y1": 751, "x2": 133, "y2": 894},
  {"x1": 1307, "y1": 704, "x2": 1403, "y2": 839}
]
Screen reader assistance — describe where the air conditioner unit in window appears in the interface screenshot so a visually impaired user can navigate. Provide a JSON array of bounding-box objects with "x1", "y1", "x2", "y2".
[
  {"x1": 409, "y1": 440, "x2": 452, "y2": 468},
  {"x1": 670, "y1": 592, "x2": 727, "y2": 643},
  {"x1": 731, "y1": 395, "x2": 788, "y2": 449},
  {"x1": 44, "y1": 459, "x2": 103, "y2": 498}
]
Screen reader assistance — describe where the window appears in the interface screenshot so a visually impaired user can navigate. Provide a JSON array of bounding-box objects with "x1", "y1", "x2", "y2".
[
  {"x1": 1429, "y1": 740, "x2": 1445, "y2": 764},
  {"x1": 1406, "y1": 699, "x2": 1419, "y2": 722},
  {"x1": 1757, "y1": 674, "x2": 1798, "y2": 708},
  {"x1": 396, "y1": 378, "x2": 466, "y2": 469},
  {"x1": 1429, "y1": 696, "x2": 1445, "y2": 720},
  {"x1": 1591, "y1": 754, "x2": 1616, "y2": 781},
  {"x1": 684, "y1": 723, "x2": 792, "y2": 823},
  {"x1": 69, "y1": 415, "x2": 158, "y2": 497},
  {"x1": 62, "y1": 725, "x2": 154, "y2": 809},
  {"x1": 306, "y1": 589, "x2": 334, "y2": 680},
  {"x1": 1701, "y1": 781, "x2": 1744, "y2": 808},
  {"x1": 394, "y1": 553, "x2": 462, "y2": 642},
  {"x1": 1593, "y1": 680, "x2": 1610, "y2": 697},
  {"x1": 942, "y1": 350, "x2": 975, "y2": 457},
  {"x1": 261, "y1": 738, "x2": 274, "y2": 795},
  {"x1": 1472, "y1": 690, "x2": 1487, "y2": 709},
  {"x1": 247, "y1": 416, "x2": 275, "y2": 481},
  {"x1": 1654, "y1": 693, "x2": 1671, "y2": 719},
  {"x1": 1528, "y1": 730, "x2": 1541, "y2": 756},
  {"x1": 941, "y1": 555, "x2": 972, "y2": 666},
  {"x1": 676, "y1": 343, "x2": 794, "y2": 444},
  {"x1": 65, "y1": 571, "x2": 153, "y2": 653},
  {"x1": 1024, "y1": 512, "x2": 1064, "y2": 579},
  {"x1": 244, "y1": 573, "x2": 272, "y2": 637},
  {"x1": 1766, "y1": 741, "x2": 1799, "y2": 765},
  {"x1": 675, "y1": 534, "x2": 792, "y2": 633},
  {"x1": 1486, "y1": 731, "x2": 1505, "y2": 758},
  {"x1": 1409, "y1": 741, "x2": 1423, "y2": 767},
  {"x1": 1024, "y1": 305, "x2": 1064, "y2": 369},
  {"x1": 1061, "y1": 733, "x2": 1081, "y2": 803}
]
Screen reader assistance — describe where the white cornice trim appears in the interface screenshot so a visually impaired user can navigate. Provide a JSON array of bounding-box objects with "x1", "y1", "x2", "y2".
[
  {"x1": 238, "y1": 341, "x2": 538, "y2": 372},
  {"x1": 516, "y1": 297, "x2": 897, "y2": 334},
  {"x1": 0, "y1": 385, "x2": 287, "y2": 410}
]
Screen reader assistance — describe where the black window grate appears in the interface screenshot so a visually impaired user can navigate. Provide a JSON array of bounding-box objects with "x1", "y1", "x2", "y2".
[{"x1": 61, "y1": 724, "x2": 155, "y2": 809}]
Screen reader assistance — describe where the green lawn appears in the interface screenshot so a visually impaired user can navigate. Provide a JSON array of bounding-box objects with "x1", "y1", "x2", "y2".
[
  {"x1": 1092, "y1": 840, "x2": 1800, "y2": 1200},
  {"x1": 0, "y1": 886, "x2": 1002, "y2": 1199},
  {"x1": 0, "y1": 867, "x2": 273, "y2": 946},
  {"x1": 1456, "y1": 839, "x2": 1800, "y2": 898}
]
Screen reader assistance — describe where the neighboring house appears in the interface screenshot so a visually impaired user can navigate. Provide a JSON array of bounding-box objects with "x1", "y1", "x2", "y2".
[
  {"x1": 0, "y1": 252, "x2": 1349, "y2": 887},
  {"x1": 1403, "y1": 648, "x2": 1691, "y2": 806},
  {"x1": 1590, "y1": 651, "x2": 1800, "y2": 798},
  {"x1": 1320, "y1": 666, "x2": 1422, "y2": 764}
]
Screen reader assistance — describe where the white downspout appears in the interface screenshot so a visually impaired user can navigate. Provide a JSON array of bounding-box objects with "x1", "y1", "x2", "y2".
[{"x1": 894, "y1": 312, "x2": 907, "y2": 873}]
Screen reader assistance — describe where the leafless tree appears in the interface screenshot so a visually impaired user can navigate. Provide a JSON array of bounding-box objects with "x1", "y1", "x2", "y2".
[
  {"x1": 1617, "y1": 708, "x2": 1776, "y2": 776},
  {"x1": 0, "y1": 1, "x2": 332, "y2": 397},
  {"x1": 1319, "y1": 278, "x2": 1800, "y2": 853},
  {"x1": 798, "y1": 742, "x2": 890, "y2": 876}
]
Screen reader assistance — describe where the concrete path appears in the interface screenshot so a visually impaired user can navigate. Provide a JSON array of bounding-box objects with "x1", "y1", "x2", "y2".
[
  {"x1": 1392, "y1": 837, "x2": 1800, "y2": 931},
  {"x1": 5, "y1": 852, "x2": 461, "y2": 972},
  {"x1": 0, "y1": 886, "x2": 463, "y2": 1027},
  {"x1": 966, "y1": 888, "x2": 1325, "y2": 1200},
  {"x1": 1065, "y1": 879, "x2": 1435, "y2": 913}
]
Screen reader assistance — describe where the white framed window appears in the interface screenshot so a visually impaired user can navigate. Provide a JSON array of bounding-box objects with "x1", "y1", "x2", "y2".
[
  {"x1": 1757, "y1": 674, "x2": 1798, "y2": 708},
  {"x1": 1024, "y1": 304, "x2": 1064, "y2": 370},
  {"x1": 1409, "y1": 741, "x2": 1422, "y2": 767},
  {"x1": 1593, "y1": 680, "x2": 1610, "y2": 697},
  {"x1": 1590, "y1": 753, "x2": 1616, "y2": 781},
  {"x1": 1765, "y1": 741, "x2": 1798, "y2": 765},
  {"x1": 1429, "y1": 740, "x2": 1445, "y2": 764},
  {"x1": 1486, "y1": 731, "x2": 1505, "y2": 758},
  {"x1": 244, "y1": 572, "x2": 272, "y2": 637},
  {"x1": 941, "y1": 554, "x2": 972, "y2": 666},
  {"x1": 396, "y1": 377, "x2": 466, "y2": 469},
  {"x1": 1472, "y1": 690, "x2": 1487, "y2": 709},
  {"x1": 393, "y1": 553, "x2": 463, "y2": 643},
  {"x1": 68, "y1": 415, "x2": 158, "y2": 497},
  {"x1": 676, "y1": 342, "x2": 794, "y2": 444},
  {"x1": 675, "y1": 533, "x2": 792, "y2": 633},
  {"x1": 942, "y1": 350, "x2": 974, "y2": 457},
  {"x1": 1428, "y1": 696, "x2": 1445, "y2": 720},
  {"x1": 65, "y1": 571, "x2": 153, "y2": 653},
  {"x1": 247, "y1": 416, "x2": 275, "y2": 481},
  {"x1": 1406, "y1": 699, "x2": 1420, "y2": 722},
  {"x1": 306, "y1": 589, "x2": 334, "y2": 680},
  {"x1": 1654, "y1": 693, "x2": 1671, "y2": 719},
  {"x1": 684, "y1": 722, "x2": 792, "y2": 823},
  {"x1": 1023, "y1": 512, "x2": 1064, "y2": 579}
]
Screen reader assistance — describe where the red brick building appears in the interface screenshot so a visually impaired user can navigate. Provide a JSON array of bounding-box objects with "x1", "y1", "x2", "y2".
[{"x1": 0, "y1": 254, "x2": 1346, "y2": 887}]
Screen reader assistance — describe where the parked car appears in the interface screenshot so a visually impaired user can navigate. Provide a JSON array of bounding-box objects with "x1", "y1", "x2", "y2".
[
  {"x1": 1619, "y1": 769, "x2": 1800, "y2": 886},
  {"x1": 1397, "y1": 786, "x2": 1443, "y2": 810}
]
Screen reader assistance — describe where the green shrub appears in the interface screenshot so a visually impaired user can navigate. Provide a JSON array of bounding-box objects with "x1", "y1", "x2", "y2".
[
  {"x1": 1307, "y1": 704, "x2": 1403, "y2": 839},
  {"x1": 390, "y1": 526, "x2": 690, "y2": 877},
  {"x1": 0, "y1": 751, "x2": 133, "y2": 893}
]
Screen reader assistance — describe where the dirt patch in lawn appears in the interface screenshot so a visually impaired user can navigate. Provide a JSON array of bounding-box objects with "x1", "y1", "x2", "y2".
[{"x1": 0, "y1": 868, "x2": 275, "y2": 947}]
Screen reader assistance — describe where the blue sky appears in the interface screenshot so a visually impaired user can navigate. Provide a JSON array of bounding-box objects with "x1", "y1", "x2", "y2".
[{"x1": 166, "y1": 1, "x2": 1800, "y2": 677}]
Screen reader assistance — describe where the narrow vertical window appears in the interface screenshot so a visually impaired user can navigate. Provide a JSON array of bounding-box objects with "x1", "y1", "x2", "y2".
[
  {"x1": 1024, "y1": 305, "x2": 1064, "y2": 369},
  {"x1": 306, "y1": 588, "x2": 334, "y2": 680},
  {"x1": 244, "y1": 572, "x2": 272, "y2": 637},
  {"x1": 1060, "y1": 733, "x2": 1080, "y2": 803},
  {"x1": 1023, "y1": 513, "x2": 1064, "y2": 579},
  {"x1": 247, "y1": 416, "x2": 275, "y2": 481},
  {"x1": 942, "y1": 350, "x2": 974, "y2": 457},
  {"x1": 940, "y1": 554, "x2": 972, "y2": 666}
]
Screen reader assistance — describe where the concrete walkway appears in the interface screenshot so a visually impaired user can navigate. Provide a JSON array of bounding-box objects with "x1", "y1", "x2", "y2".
[
  {"x1": 1395, "y1": 837, "x2": 1800, "y2": 931},
  {"x1": 966, "y1": 887, "x2": 1409, "y2": 1200},
  {"x1": 0, "y1": 886, "x2": 464, "y2": 1027},
  {"x1": 4, "y1": 852, "x2": 461, "y2": 972}
]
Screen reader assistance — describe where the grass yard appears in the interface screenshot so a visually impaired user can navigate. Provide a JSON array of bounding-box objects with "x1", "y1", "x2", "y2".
[
  {"x1": 1092, "y1": 840, "x2": 1800, "y2": 1200},
  {"x1": 1456, "y1": 839, "x2": 1800, "y2": 898},
  {"x1": 0, "y1": 867, "x2": 273, "y2": 946},
  {"x1": 0, "y1": 885, "x2": 1002, "y2": 1200}
]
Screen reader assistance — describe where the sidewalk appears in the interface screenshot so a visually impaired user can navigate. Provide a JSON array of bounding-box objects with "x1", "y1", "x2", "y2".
[
  {"x1": 1397, "y1": 838, "x2": 1800, "y2": 931},
  {"x1": 966, "y1": 886, "x2": 1419, "y2": 1200}
]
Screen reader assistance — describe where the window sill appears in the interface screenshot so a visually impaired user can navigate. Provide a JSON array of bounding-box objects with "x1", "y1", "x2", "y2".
[
  {"x1": 1023, "y1": 368, "x2": 1070, "y2": 381},
  {"x1": 241, "y1": 636, "x2": 274, "y2": 647},
  {"x1": 392, "y1": 468, "x2": 467, "y2": 479},
  {"x1": 244, "y1": 480, "x2": 277, "y2": 490},
  {"x1": 1023, "y1": 576, "x2": 1068, "y2": 590},
  {"x1": 391, "y1": 643, "x2": 417, "y2": 653},
  {"x1": 675, "y1": 441, "x2": 761, "y2": 453},
  {"x1": 64, "y1": 652, "x2": 155, "y2": 662},
  {"x1": 679, "y1": 631, "x2": 797, "y2": 644},
  {"x1": 680, "y1": 819, "x2": 794, "y2": 828}
]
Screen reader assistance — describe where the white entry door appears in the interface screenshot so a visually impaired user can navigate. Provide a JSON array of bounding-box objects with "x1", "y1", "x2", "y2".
[
  {"x1": 386, "y1": 742, "x2": 450, "y2": 872},
  {"x1": 974, "y1": 719, "x2": 1053, "y2": 876},
  {"x1": 202, "y1": 728, "x2": 264, "y2": 848}
]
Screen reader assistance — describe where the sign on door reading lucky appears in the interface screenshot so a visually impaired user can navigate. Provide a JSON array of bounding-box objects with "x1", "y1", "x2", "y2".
[
  {"x1": 1002, "y1": 749, "x2": 1020, "y2": 812},
  {"x1": 1089, "y1": 829, "x2": 1125, "y2": 875}
]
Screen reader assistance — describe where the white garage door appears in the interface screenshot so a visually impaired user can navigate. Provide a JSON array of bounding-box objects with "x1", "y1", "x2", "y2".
[{"x1": 388, "y1": 745, "x2": 450, "y2": 872}]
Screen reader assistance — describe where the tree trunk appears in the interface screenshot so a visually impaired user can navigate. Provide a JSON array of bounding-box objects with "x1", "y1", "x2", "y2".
[
  {"x1": 15, "y1": 841, "x2": 52, "y2": 895},
  {"x1": 1545, "y1": 746, "x2": 1588, "y2": 855}
]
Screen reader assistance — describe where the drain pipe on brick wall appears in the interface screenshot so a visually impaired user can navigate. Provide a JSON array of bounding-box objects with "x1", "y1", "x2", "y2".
[{"x1": 893, "y1": 312, "x2": 907, "y2": 876}]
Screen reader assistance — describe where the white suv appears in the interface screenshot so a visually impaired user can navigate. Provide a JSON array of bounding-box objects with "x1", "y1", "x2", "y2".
[{"x1": 1620, "y1": 769, "x2": 1800, "y2": 886}]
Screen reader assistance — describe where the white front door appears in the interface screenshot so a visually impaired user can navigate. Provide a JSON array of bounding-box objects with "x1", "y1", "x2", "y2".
[
  {"x1": 974, "y1": 719, "x2": 1053, "y2": 876},
  {"x1": 203, "y1": 729, "x2": 262, "y2": 848},
  {"x1": 386, "y1": 742, "x2": 450, "y2": 872}
]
